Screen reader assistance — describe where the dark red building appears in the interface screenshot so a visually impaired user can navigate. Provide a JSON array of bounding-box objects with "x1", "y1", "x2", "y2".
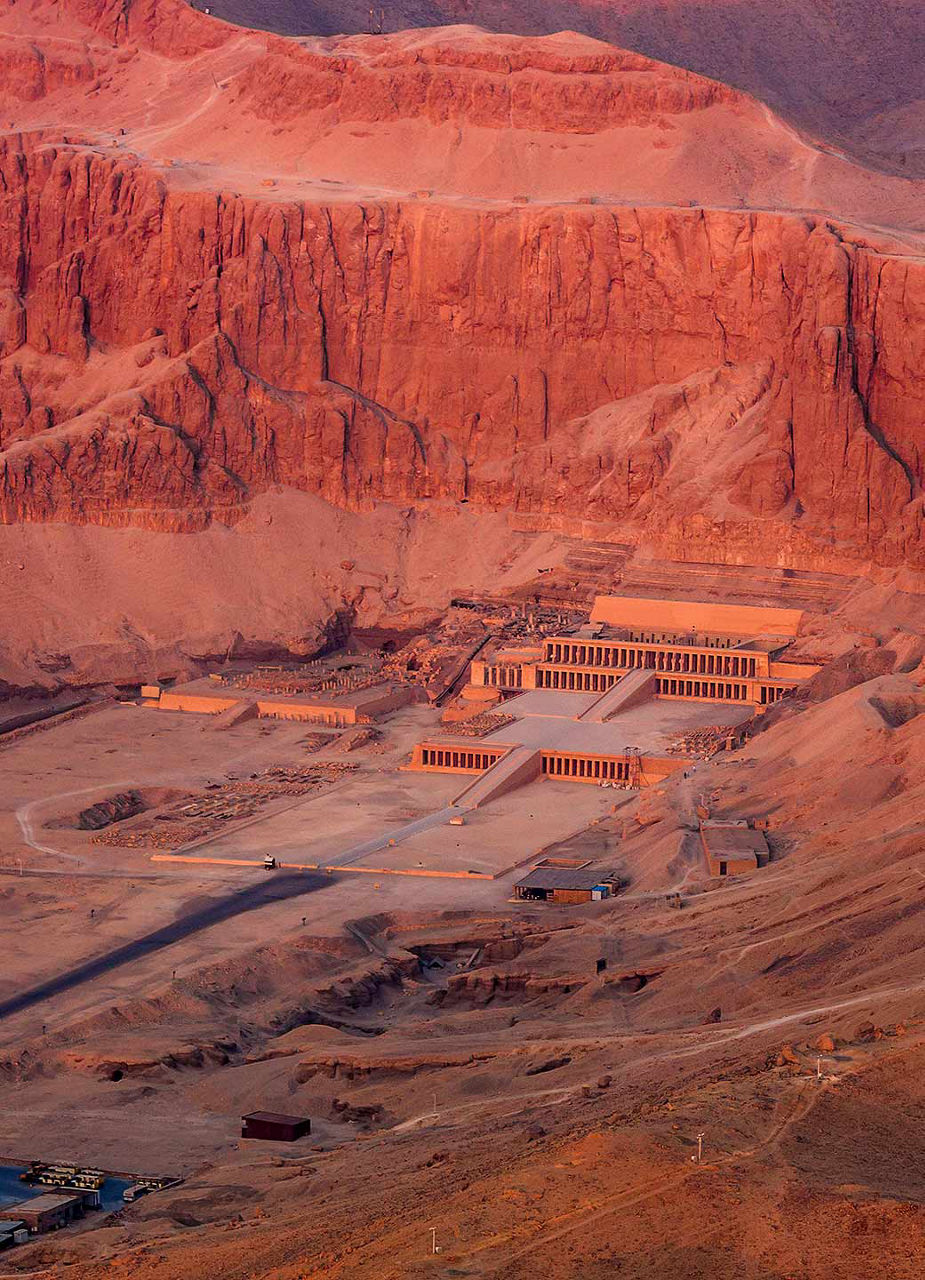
[{"x1": 241, "y1": 1112, "x2": 312, "y2": 1142}]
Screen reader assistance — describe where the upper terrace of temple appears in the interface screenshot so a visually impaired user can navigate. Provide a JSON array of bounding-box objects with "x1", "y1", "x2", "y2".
[
  {"x1": 470, "y1": 596, "x2": 820, "y2": 707},
  {"x1": 588, "y1": 596, "x2": 805, "y2": 637}
]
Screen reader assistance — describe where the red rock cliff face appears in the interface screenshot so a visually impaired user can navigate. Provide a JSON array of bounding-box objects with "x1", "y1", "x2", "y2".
[
  {"x1": 44, "y1": 0, "x2": 228, "y2": 55},
  {"x1": 0, "y1": 5, "x2": 922, "y2": 571}
]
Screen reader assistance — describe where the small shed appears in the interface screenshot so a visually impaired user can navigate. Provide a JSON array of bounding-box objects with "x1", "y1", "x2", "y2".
[
  {"x1": 0, "y1": 1221, "x2": 23, "y2": 1250},
  {"x1": 700, "y1": 822, "x2": 769, "y2": 877},
  {"x1": 514, "y1": 867, "x2": 615, "y2": 905},
  {"x1": 9, "y1": 1194, "x2": 84, "y2": 1233},
  {"x1": 241, "y1": 1111, "x2": 312, "y2": 1142}
]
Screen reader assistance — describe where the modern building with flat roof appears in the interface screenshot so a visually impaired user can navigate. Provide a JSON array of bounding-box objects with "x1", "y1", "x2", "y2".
[
  {"x1": 8, "y1": 1193, "x2": 84, "y2": 1233},
  {"x1": 514, "y1": 866, "x2": 617, "y2": 904},
  {"x1": 699, "y1": 822, "x2": 770, "y2": 876},
  {"x1": 241, "y1": 1112, "x2": 312, "y2": 1142}
]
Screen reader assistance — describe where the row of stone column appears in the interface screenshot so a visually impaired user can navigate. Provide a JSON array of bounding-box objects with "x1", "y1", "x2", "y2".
[
  {"x1": 536, "y1": 668, "x2": 619, "y2": 692},
  {"x1": 544, "y1": 640, "x2": 759, "y2": 678},
  {"x1": 543, "y1": 753, "x2": 629, "y2": 780},
  {"x1": 545, "y1": 642, "x2": 623, "y2": 667},
  {"x1": 421, "y1": 747, "x2": 497, "y2": 770},
  {"x1": 656, "y1": 677, "x2": 748, "y2": 702},
  {"x1": 760, "y1": 684, "x2": 794, "y2": 704},
  {"x1": 485, "y1": 664, "x2": 522, "y2": 688},
  {"x1": 654, "y1": 649, "x2": 758, "y2": 677}
]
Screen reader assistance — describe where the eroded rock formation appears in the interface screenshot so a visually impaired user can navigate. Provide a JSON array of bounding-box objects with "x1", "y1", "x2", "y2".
[{"x1": 0, "y1": 0, "x2": 923, "y2": 575}]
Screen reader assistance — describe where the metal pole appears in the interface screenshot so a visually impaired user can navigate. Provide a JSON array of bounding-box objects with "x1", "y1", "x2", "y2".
[
  {"x1": 430, "y1": 1227, "x2": 437, "y2": 1255},
  {"x1": 432, "y1": 1092, "x2": 437, "y2": 1117},
  {"x1": 697, "y1": 1132, "x2": 704, "y2": 1163}
]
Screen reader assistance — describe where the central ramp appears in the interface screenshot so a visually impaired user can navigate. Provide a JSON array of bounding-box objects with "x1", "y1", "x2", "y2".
[
  {"x1": 453, "y1": 746, "x2": 542, "y2": 809},
  {"x1": 579, "y1": 669, "x2": 657, "y2": 722}
]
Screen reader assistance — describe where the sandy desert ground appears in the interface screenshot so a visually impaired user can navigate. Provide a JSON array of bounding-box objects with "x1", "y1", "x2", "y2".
[{"x1": 0, "y1": 578, "x2": 921, "y2": 1277}]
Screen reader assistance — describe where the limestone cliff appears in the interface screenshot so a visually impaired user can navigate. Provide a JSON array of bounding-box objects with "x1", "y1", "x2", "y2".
[{"x1": 0, "y1": 0, "x2": 923, "y2": 573}]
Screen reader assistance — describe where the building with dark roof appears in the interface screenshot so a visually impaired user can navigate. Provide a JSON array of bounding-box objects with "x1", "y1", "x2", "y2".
[
  {"x1": 241, "y1": 1112, "x2": 311, "y2": 1141},
  {"x1": 514, "y1": 866, "x2": 616, "y2": 905},
  {"x1": 8, "y1": 1194, "x2": 84, "y2": 1234}
]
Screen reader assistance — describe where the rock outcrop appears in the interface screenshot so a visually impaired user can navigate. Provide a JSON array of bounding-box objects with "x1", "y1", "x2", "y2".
[{"x1": 202, "y1": 0, "x2": 925, "y2": 177}]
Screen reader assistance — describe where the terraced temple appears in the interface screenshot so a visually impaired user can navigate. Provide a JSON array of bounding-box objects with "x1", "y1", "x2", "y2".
[{"x1": 412, "y1": 596, "x2": 820, "y2": 793}]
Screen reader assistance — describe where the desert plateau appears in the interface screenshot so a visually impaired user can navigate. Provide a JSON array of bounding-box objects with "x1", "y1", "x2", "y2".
[{"x1": 0, "y1": 0, "x2": 923, "y2": 1277}]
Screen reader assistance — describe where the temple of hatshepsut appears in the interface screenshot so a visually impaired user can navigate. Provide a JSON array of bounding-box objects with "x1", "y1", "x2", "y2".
[
  {"x1": 409, "y1": 597, "x2": 820, "y2": 796},
  {"x1": 471, "y1": 597, "x2": 816, "y2": 706}
]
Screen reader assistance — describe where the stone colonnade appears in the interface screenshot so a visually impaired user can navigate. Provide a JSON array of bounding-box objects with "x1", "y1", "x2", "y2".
[
  {"x1": 534, "y1": 668, "x2": 620, "y2": 692},
  {"x1": 418, "y1": 746, "x2": 505, "y2": 771},
  {"x1": 541, "y1": 753, "x2": 631, "y2": 781},
  {"x1": 655, "y1": 676, "x2": 749, "y2": 702},
  {"x1": 544, "y1": 640, "x2": 760, "y2": 678},
  {"x1": 479, "y1": 664, "x2": 522, "y2": 689}
]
